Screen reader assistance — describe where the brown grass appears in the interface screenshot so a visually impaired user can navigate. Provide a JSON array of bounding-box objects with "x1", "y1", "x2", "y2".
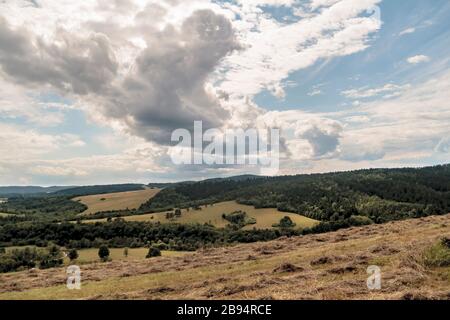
[
  {"x1": 74, "y1": 188, "x2": 160, "y2": 215},
  {"x1": 1, "y1": 214, "x2": 449, "y2": 300}
]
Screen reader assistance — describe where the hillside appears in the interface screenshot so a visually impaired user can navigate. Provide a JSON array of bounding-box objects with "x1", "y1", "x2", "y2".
[
  {"x1": 1, "y1": 214, "x2": 448, "y2": 300},
  {"x1": 74, "y1": 188, "x2": 161, "y2": 215},
  {"x1": 140, "y1": 165, "x2": 450, "y2": 224},
  {"x1": 85, "y1": 200, "x2": 319, "y2": 229}
]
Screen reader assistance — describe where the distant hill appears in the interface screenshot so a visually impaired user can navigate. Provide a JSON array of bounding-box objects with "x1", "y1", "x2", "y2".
[
  {"x1": 140, "y1": 164, "x2": 450, "y2": 224},
  {"x1": 0, "y1": 186, "x2": 75, "y2": 196},
  {"x1": 54, "y1": 184, "x2": 146, "y2": 197}
]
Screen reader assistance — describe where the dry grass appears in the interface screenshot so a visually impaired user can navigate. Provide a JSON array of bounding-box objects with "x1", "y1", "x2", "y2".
[
  {"x1": 85, "y1": 201, "x2": 319, "y2": 230},
  {"x1": 67, "y1": 248, "x2": 187, "y2": 265},
  {"x1": 74, "y1": 188, "x2": 161, "y2": 215},
  {"x1": 1, "y1": 214, "x2": 449, "y2": 300}
]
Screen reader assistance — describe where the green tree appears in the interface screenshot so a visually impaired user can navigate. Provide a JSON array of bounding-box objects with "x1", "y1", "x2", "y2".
[
  {"x1": 98, "y1": 245, "x2": 110, "y2": 262},
  {"x1": 39, "y1": 245, "x2": 63, "y2": 269},
  {"x1": 68, "y1": 248, "x2": 79, "y2": 261},
  {"x1": 146, "y1": 247, "x2": 161, "y2": 258}
]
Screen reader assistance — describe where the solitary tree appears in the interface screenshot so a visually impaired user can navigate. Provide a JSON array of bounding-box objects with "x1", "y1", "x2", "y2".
[
  {"x1": 98, "y1": 245, "x2": 110, "y2": 262},
  {"x1": 68, "y1": 248, "x2": 79, "y2": 261},
  {"x1": 146, "y1": 247, "x2": 161, "y2": 258},
  {"x1": 123, "y1": 247, "x2": 129, "y2": 258}
]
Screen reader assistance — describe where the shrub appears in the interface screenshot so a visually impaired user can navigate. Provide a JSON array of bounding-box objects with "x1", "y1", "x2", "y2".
[
  {"x1": 423, "y1": 239, "x2": 450, "y2": 267},
  {"x1": 68, "y1": 248, "x2": 79, "y2": 261},
  {"x1": 273, "y1": 216, "x2": 296, "y2": 229},
  {"x1": 146, "y1": 247, "x2": 161, "y2": 258},
  {"x1": 123, "y1": 247, "x2": 129, "y2": 257},
  {"x1": 98, "y1": 245, "x2": 110, "y2": 262},
  {"x1": 39, "y1": 245, "x2": 63, "y2": 269}
]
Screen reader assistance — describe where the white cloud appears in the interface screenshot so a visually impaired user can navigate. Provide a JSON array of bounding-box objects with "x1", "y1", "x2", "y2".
[
  {"x1": 342, "y1": 83, "x2": 411, "y2": 99},
  {"x1": 399, "y1": 27, "x2": 416, "y2": 36},
  {"x1": 407, "y1": 55, "x2": 430, "y2": 64}
]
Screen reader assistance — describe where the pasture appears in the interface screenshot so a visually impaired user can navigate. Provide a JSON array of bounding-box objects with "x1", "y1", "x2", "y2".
[
  {"x1": 74, "y1": 188, "x2": 160, "y2": 215},
  {"x1": 85, "y1": 201, "x2": 319, "y2": 230}
]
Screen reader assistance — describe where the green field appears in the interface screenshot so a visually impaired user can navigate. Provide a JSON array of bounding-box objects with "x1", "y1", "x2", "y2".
[
  {"x1": 0, "y1": 212, "x2": 11, "y2": 217},
  {"x1": 74, "y1": 188, "x2": 161, "y2": 215},
  {"x1": 85, "y1": 201, "x2": 319, "y2": 230}
]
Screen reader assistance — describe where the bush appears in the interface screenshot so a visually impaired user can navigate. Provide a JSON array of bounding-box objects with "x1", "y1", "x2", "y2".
[
  {"x1": 98, "y1": 245, "x2": 110, "y2": 261},
  {"x1": 423, "y1": 239, "x2": 450, "y2": 267},
  {"x1": 273, "y1": 216, "x2": 296, "y2": 229},
  {"x1": 68, "y1": 248, "x2": 79, "y2": 261},
  {"x1": 39, "y1": 245, "x2": 63, "y2": 269},
  {"x1": 146, "y1": 247, "x2": 161, "y2": 258}
]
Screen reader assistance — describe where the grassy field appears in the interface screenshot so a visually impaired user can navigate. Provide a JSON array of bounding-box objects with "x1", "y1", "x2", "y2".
[
  {"x1": 85, "y1": 201, "x2": 319, "y2": 230},
  {"x1": 0, "y1": 212, "x2": 11, "y2": 217},
  {"x1": 3, "y1": 246, "x2": 185, "y2": 265},
  {"x1": 66, "y1": 248, "x2": 186, "y2": 264},
  {"x1": 74, "y1": 188, "x2": 161, "y2": 215},
  {"x1": 1, "y1": 214, "x2": 448, "y2": 300}
]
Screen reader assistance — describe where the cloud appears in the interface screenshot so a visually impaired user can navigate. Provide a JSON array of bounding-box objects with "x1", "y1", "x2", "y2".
[
  {"x1": 294, "y1": 119, "x2": 342, "y2": 158},
  {"x1": 342, "y1": 83, "x2": 411, "y2": 99},
  {"x1": 398, "y1": 27, "x2": 416, "y2": 36},
  {"x1": 407, "y1": 55, "x2": 430, "y2": 64},
  {"x1": 95, "y1": 9, "x2": 239, "y2": 145},
  {"x1": 0, "y1": 17, "x2": 118, "y2": 95},
  {"x1": 219, "y1": 0, "x2": 382, "y2": 99},
  {"x1": 435, "y1": 137, "x2": 450, "y2": 153}
]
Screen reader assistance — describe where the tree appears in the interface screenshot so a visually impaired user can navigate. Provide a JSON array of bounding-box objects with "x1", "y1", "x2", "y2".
[
  {"x1": 68, "y1": 248, "x2": 79, "y2": 261},
  {"x1": 0, "y1": 247, "x2": 5, "y2": 255},
  {"x1": 146, "y1": 247, "x2": 161, "y2": 258},
  {"x1": 39, "y1": 245, "x2": 63, "y2": 269},
  {"x1": 174, "y1": 208, "x2": 182, "y2": 217},
  {"x1": 123, "y1": 247, "x2": 129, "y2": 258},
  {"x1": 98, "y1": 245, "x2": 110, "y2": 262},
  {"x1": 274, "y1": 216, "x2": 296, "y2": 229}
]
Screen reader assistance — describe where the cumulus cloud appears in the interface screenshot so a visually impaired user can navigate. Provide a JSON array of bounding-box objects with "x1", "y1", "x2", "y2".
[
  {"x1": 96, "y1": 10, "x2": 239, "y2": 145},
  {"x1": 0, "y1": 17, "x2": 118, "y2": 95},
  {"x1": 294, "y1": 119, "x2": 343, "y2": 158}
]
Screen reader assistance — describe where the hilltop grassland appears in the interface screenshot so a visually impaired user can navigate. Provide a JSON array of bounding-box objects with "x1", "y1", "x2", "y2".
[
  {"x1": 74, "y1": 188, "x2": 161, "y2": 215},
  {"x1": 1, "y1": 214, "x2": 449, "y2": 300},
  {"x1": 84, "y1": 201, "x2": 319, "y2": 230}
]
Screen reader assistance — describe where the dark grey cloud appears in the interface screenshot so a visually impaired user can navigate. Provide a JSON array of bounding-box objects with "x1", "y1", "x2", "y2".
[
  {"x1": 295, "y1": 120, "x2": 342, "y2": 158},
  {"x1": 0, "y1": 9, "x2": 239, "y2": 145},
  {"x1": 0, "y1": 17, "x2": 117, "y2": 95},
  {"x1": 96, "y1": 9, "x2": 240, "y2": 145}
]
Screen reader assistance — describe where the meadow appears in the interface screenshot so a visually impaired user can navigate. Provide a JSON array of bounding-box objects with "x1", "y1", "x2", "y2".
[
  {"x1": 4, "y1": 246, "x2": 186, "y2": 265},
  {"x1": 85, "y1": 201, "x2": 319, "y2": 230},
  {"x1": 1, "y1": 214, "x2": 448, "y2": 300},
  {"x1": 74, "y1": 188, "x2": 160, "y2": 215}
]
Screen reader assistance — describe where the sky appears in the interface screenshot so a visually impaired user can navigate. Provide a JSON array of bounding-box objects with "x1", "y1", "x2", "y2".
[{"x1": 0, "y1": 0, "x2": 450, "y2": 185}]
